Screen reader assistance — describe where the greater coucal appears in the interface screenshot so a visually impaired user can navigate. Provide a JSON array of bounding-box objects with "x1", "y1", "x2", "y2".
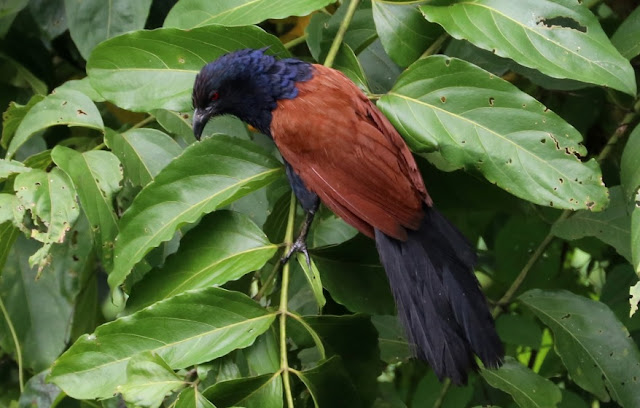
[{"x1": 192, "y1": 48, "x2": 503, "y2": 384}]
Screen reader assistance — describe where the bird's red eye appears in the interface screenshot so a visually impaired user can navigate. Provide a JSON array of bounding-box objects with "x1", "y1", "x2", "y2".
[{"x1": 211, "y1": 91, "x2": 219, "y2": 101}]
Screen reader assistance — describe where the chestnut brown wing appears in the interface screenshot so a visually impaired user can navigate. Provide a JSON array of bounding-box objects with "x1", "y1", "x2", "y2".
[{"x1": 270, "y1": 65, "x2": 430, "y2": 240}]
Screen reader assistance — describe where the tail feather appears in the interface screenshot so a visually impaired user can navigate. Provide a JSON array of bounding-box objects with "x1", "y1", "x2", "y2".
[{"x1": 375, "y1": 207, "x2": 503, "y2": 384}]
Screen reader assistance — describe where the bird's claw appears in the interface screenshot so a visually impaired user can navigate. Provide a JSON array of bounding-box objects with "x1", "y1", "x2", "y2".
[{"x1": 281, "y1": 237, "x2": 312, "y2": 270}]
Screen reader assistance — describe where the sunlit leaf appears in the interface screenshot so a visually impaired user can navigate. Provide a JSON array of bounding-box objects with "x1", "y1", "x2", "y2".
[
  {"x1": 0, "y1": 158, "x2": 29, "y2": 180},
  {"x1": 49, "y1": 287, "x2": 276, "y2": 399},
  {"x1": 378, "y1": 56, "x2": 608, "y2": 210},
  {"x1": 87, "y1": 25, "x2": 287, "y2": 112},
  {"x1": 118, "y1": 352, "x2": 185, "y2": 408},
  {"x1": 52, "y1": 146, "x2": 122, "y2": 270},
  {"x1": 105, "y1": 128, "x2": 182, "y2": 188},
  {"x1": 165, "y1": 0, "x2": 335, "y2": 29},
  {"x1": 127, "y1": 211, "x2": 277, "y2": 312},
  {"x1": 109, "y1": 135, "x2": 283, "y2": 291},
  {"x1": 6, "y1": 89, "x2": 103, "y2": 159},
  {"x1": 420, "y1": 0, "x2": 636, "y2": 95},
  {"x1": 1, "y1": 95, "x2": 45, "y2": 149}
]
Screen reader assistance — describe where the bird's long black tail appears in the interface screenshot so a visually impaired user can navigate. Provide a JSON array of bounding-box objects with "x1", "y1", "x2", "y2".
[{"x1": 375, "y1": 207, "x2": 503, "y2": 384}]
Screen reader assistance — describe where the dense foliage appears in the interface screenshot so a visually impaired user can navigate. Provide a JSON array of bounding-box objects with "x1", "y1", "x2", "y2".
[{"x1": 1, "y1": 0, "x2": 639, "y2": 407}]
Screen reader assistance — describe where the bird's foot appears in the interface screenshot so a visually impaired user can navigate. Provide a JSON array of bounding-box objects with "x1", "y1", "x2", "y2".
[{"x1": 281, "y1": 236, "x2": 312, "y2": 270}]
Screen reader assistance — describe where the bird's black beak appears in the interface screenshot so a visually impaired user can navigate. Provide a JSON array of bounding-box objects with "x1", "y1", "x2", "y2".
[{"x1": 192, "y1": 108, "x2": 209, "y2": 141}]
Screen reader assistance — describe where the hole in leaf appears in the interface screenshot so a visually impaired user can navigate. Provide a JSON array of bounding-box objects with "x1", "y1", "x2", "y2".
[
  {"x1": 440, "y1": 96, "x2": 446, "y2": 103},
  {"x1": 489, "y1": 97, "x2": 495, "y2": 106},
  {"x1": 537, "y1": 16, "x2": 587, "y2": 33},
  {"x1": 561, "y1": 313, "x2": 571, "y2": 319}
]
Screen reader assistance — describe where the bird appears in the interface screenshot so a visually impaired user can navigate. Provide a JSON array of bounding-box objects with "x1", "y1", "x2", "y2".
[{"x1": 191, "y1": 48, "x2": 503, "y2": 384}]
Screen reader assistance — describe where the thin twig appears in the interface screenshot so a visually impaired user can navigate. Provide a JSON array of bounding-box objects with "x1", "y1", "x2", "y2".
[
  {"x1": 280, "y1": 192, "x2": 298, "y2": 408},
  {"x1": 323, "y1": 0, "x2": 361, "y2": 68},
  {"x1": 420, "y1": 32, "x2": 449, "y2": 59},
  {"x1": 129, "y1": 115, "x2": 156, "y2": 130},
  {"x1": 284, "y1": 33, "x2": 309, "y2": 50},
  {"x1": 0, "y1": 295, "x2": 23, "y2": 392}
]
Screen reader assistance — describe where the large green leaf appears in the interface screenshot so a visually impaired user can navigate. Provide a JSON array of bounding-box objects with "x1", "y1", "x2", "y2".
[
  {"x1": 378, "y1": 56, "x2": 608, "y2": 210},
  {"x1": 49, "y1": 287, "x2": 276, "y2": 400},
  {"x1": 29, "y1": 0, "x2": 67, "y2": 39},
  {"x1": 520, "y1": 289, "x2": 640, "y2": 406},
  {"x1": 126, "y1": 211, "x2": 277, "y2": 312},
  {"x1": 6, "y1": 89, "x2": 103, "y2": 159},
  {"x1": 52, "y1": 146, "x2": 122, "y2": 270},
  {"x1": 165, "y1": 0, "x2": 335, "y2": 29},
  {"x1": 14, "y1": 168, "x2": 79, "y2": 270},
  {"x1": 86, "y1": 25, "x2": 287, "y2": 112},
  {"x1": 203, "y1": 372, "x2": 282, "y2": 408},
  {"x1": 176, "y1": 387, "x2": 217, "y2": 408},
  {"x1": 64, "y1": 0, "x2": 152, "y2": 59},
  {"x1": 0, "y1": 236, "x2": 74, "y2": 371},
  {"x1": 312, "y1": 235, "x2": 394, "y2": 315},
  {"x1": 420, "y1": 0, "x2": 636, "y2": 95},
  {"x1": 371, "y1": 315, "x2": 410, "y2": 363},
  {"x1": 611, "y1": 6, "x2": 640, "y2": 60},
  {"x1": 621, "y1": 123, "x2": 640, "y2": 201},
  {"x1": 119, "y1": 352, "x2": 185, "y2": 408},
  {"x1": 552, "y1": 186, "x2": 631, "y2": 262},
  {"x1": 0, "y1": 0, "x2": 28, "y2": 37},
  {"x1": 105, "y1": 128, "x2": 182, "y2": 188},
  {"x1": 0, "y1": 159, "x2": 29, "y2": 180},
  {"x1": 294, "y1": 356, "x2": 361, "y2": 408},
  {"x1": 371, "y1": 0, "x2": 442, "y2": 67},
  {"x1": 481, "y1": 357, "x2": 562, "y2": 408},
  {"x1": 109, "y1": 135, "x2": 283, "y2": 292},
  {"x1": 18, "y1": 370, "x2": 63, "y2": 408}
]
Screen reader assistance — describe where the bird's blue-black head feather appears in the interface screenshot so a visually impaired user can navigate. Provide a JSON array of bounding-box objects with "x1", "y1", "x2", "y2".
[{"x1": 192, "y1": 48, "x2": 313, "y2": 137}]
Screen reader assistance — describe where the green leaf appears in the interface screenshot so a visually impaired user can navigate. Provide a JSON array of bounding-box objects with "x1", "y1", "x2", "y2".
[
  {"x1": 6, "y1": 89, "x2": 103, "y2": 159},
  {"x1": 309, "y1": 208, "x2": 357, "y2": 248},
  {"x1": 294, "y1": 356, "x2": 361, "y2": 408},
  {"x1": 86, "y1": 25, "x2": 287, "y2": 112},
  {"x1": 105, "y1": 128, "x2": 182, "y2": 188},
  {"x1": 0, "y1": 159, "x2": 29, "y2": 180},
  {"x1": 153, "y1": 109, "x2": 195, "y2": 144},
  {"x1": 552, "y1": 186, "x2": 631, "y2": 262},
  {"x1": 372, "y1": 0, "x2": 442, "y2": 67},
  {"x1": 52, "y1": 146, "x2": 122, "y2": 270},
  {"x1": 14, "y1": 168, "x2": 79, "y2": 270},
  {"x1": 420, "y1": 0, "x2": 636, "y2": 95},
  {"x1": 203, "y1": 372, "x2": 282, "y2": 408},
  {"x1": 630, "y1": 281, "x2": 640, "y2": 318},
  {"x1": 0, "y1": 222, "x2": 18, "y2": 275},
  {"x1": 378, "y1": 56, "x2": 608, "y2": 210},
  {"x1": 621, "y1": 123, "x2": 640, "y2": 201},
  {"x1": 64, "y1": 0, "x2": 152, "y2": 59},
  {"x1": 1, "y1": 95, "x2": 45, "y2": 150},
  {"x1": 29, "y1": 0, "x2": 67, "y2": 39},
  {"x1": 176, "y1": 387, "x2": 217, "y2": 408},
  {"x1": 313, "y1": 235, "x2": 394, "y2": 315},
  {"x1": 165, "y1": 0, "x2": 335, "y2": 29},
  {"x1": 495, "y1": 314, "x2": 543, "y2": 349},
  {"x1": 303, "y1": 315, "x2": 380, "y2": 406},
  {"x1": 0, "y1": 193, "x2": 21, "y2": 226},
  {"x1": 0, "y1": 0, "x2": 28, "y2": 37},
  {"x1": 371, "y1": 315, "x2": 410, "y2": 363},
  {"x1": 600, "y1": 264, "x2": 640, "y2": 331},
  {"x1": 0, "y1": 235, "x2": 75, "y2": 371},
  {"x1": 520, "y1": 289, "x2": 640, "y2": 406},
  {"x1": 109, "y1": 135, "x2": 282, "y2": 291},
  {"x1": 611, "y1": 6, "x2": 640, "y2": 60},
  {"x1": 127, "y1": 210, "x2": 277, "y2": 312},
  {"x1": 332, "y1": 44, "x2": 369, "y2": 92},
  {"x1": 56, "y1": 77, "x2": 106, "y2": 102},
  {"x1": 296, "y1": 254, "x2": 326, "y2": 310},
  {"x1": 481, "y1": 356, "x2": 562, "y2": 408},
  {"x1": 49, "y1": 287, "x2": 276, "y2": 400},
  {"x1": 18, "y1": 369, "x2": 63, "y2": 408},
  {"x1": 118, "y1": 351, "x2": 185, "y2": 408}
]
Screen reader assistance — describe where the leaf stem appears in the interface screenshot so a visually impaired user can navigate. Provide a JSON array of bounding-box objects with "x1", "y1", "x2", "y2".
[
  {"x1": 420, "y1": 32, "x2": 449, "y2": 59},
  {"x1": 0, "y1": 295, "x2": 23, "y2": 392},
  {"x1": 323, "y1": 0, "x2": 361, "y2": 68},
  {"x1": 130, "y1": 115, "x2": 156, "y2": 130},
  {"x1": 433, "y1": 378, "x2": 451, "y2": 408},
  {"x1": 280, "y1": 191, "x2": 298, "y2": 408},
  {"x1": 284, "y1": 33, "x2": 309, "y2": 50}
]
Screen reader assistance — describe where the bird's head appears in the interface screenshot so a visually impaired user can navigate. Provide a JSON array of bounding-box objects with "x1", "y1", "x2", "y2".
[{"x1": 191, "y1": 48, "x2": 313, "y2": 139}]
